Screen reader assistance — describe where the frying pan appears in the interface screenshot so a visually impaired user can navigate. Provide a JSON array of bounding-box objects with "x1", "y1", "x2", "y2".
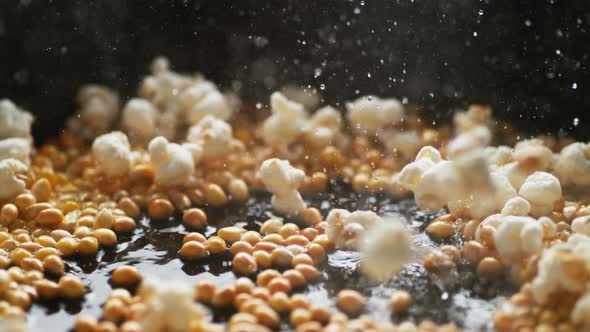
[{"x1": 1, "y1": 1, "x2": 590, "y2": 331}]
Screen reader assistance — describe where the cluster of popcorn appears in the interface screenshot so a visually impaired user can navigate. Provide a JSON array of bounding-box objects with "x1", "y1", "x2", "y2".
[
  {"x1": 0, "y1": 100, "x2": 34, "y2": 201},
  {"x1": 261, "y1": 92, "x2": 345, "y2": 149},
  {"x1": 67, "y1": 86, "x2": 119, "y2": 140}
]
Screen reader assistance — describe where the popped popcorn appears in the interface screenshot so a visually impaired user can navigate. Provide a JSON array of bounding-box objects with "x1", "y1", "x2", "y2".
[
  {"x1": 552, "y1": 142, "x2": 590, "y2": 187},
  {"x1": 261, "y1": 92, "x2": 308, "y2": 147},
  {"x1": 360, "y1": 216, "x2": 413, "y2": 281},
  {"x1": 179, "y1": 81, "x2": 232, "y2": 125},
  {"x1": 396, "y1": 146, "x2": 441, "y2": 191},
  {"x1": 484, "y1": 145, "x2": 513, "y2": 166},
  {"x1": 518, "y1": 171, "x2": 562, "y2": 218},
  {"x1": 414, "y1": 161, "x2": 466, "y2": 212},
  {"x1": 68, "y1": 85, "x2": 119, "y2": 139},
  {"x1": 512, "y1": 139, "x2": 553, "y2": 171},
  {"x1": 493, "y1": 215, "x2": 543, "y2": 262},
  {"x1": 447, "y1": 126, "x2": 491, "y2": 159},
  {"x1": 530, "y1": 234, "x2": 590, "y2": 304},
  {"x1": 0, "y1": 138, "x2": 31, "y2": 165},
  {"x1": 0, "y1": 158, "x2": 28, "y2": 201},
  {"x1": 91, "y1": 132, "x2": 132, "y2": 177},
  {"x1": 139, "y1": 57, "x2": 192, "y2": 108},
  {"x1": 304, "y1": 106, "x2": 344, "y2": 147},
  {"x1": 326, "y1": 209, "x2": 382, "y2": 250},
  {"x1": 572, "y1": 293, "x2": 590, "y2": 326},
  {"x1": 501, "y1": 196, "x2": 531, "y2": 216},
  {"x1": 0, "y1": 99, "x2": 34, "y2": 139},
  {"x1": 346, "y1": 95, "x2": 404, "y2": 135},
  {"x1": 281, "y1": 85, "x2": 321, "y2": 110},
  {"x1": 0, "y1": 314, "x2": 28, "y2": 332},
  {"x1": 571, "y1": 215, "x2": 590, "y2": 236},
  {"x1": 258, "y1": 158, "x2": 306, "y2": 216},
  {"x1": 497, "y1": 161, "x2": 530, "y2": 190},
  {"x1": 149, "y1": 136, "x2": 195, "y2": 186},
  {"x1": 461, "y1": 171, "x2": 516, "y2": 219},
  {"x1": 137, "y1": 278, "x2": 208, "y2": 332},
  {"x1": 453, "y1": 105, "x2": 492, "y2": 133},
  {"x1": 380, "y1": 129, "x2": 422, "y2": 160},
  {"x1": 186, "y1": 115, "x2": 233, "y2": 161},
  {"x1": 121, "y1": 98, "x2": 159, "y2": 142}
]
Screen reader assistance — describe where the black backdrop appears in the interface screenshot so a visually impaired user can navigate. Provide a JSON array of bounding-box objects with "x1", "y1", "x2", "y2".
[{"x1": 1, "y1": 0, "x2": 589, "y2": 141}]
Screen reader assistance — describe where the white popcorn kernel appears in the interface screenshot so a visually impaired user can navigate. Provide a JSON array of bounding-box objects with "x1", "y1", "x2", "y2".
[
  {"x1": 396, "y1": 158, "x2": 436, "y2": 192},
  {"x1": 572, "y1": 293, "x2": 590, "y2": 326},
  {"x1": 68, "y1": 85, "x2": 119, "y2": 139},
  {"x1": 258, "y1": 158, "x2": 306, "y2": 216},
  {"x1": 0, "y1": 313, "x2": 28, "y2": 332},
  {"x1": 261, "y1": 92, "x2": 308, "y2": 147},
  {"x1": 156, "y1": 109, "x2": 180, "y2": 141},
  {"x1": 531, "y1": 234, "x2": 590, "y2": 304},
  {"x1": 571, "y1": 215, "x2": 590, "y2": 236},
  {"x1": 396, "y1": 146, "x2": 441, "y2": 191},
  {"x1": 485, "y1": 145, "x2": 513, "y2": 166},
  {"x1": 326, "y1": 209, "x2": 382, "y2": 250},
  {"x1": 415, "y1": 161, "x2": 466, "y2": 212},
  {"x1": 501, "y1": 196, "x2": 530, "y2": 216},
  {"x1": 447, "y1": 126, "x2": 491, "y2": 159},
  {"x1": 122, "y1": 98, "x2": 159, "y2": 142},
  {"x1": 518, "y1": 171, "x2": 562, "y2": 218},
  {"x1": 360, "y1": 217, "x2": 413, "y2": 281},
  {"x1": 494, "y1": 215, "x2": 543, "y2": 262},
  {"x1": 149, "y1": 136, "x2": 195, "y2": 186},
  {"x1": 179, "y1": 81, "x2": 232, "y2": 125},
  {"x1": 498, "y1": 161, "x2": 530, "y2": 190},
  {"x1": 91, "y1": 132, "x2": 132, "y2": 177},
  {"x1": 346, "y1": 95, "x2": 404, "y2": 135},
  {"x1": 453, "y1": 105, "x2": 492, "y2": 133},
  {"x1": 452, "y1": 149, "x2": 494, "y2": 194},
  {"x1": 139, "y1": 58, "x2": 192, "y2": 108},
  {"x1": 512, "y1": 139, "x2": 553, "y2": 171},
  {"x1": 281, "y1": 85, "x2": 321, "y2": 110},
  {"x1": 467, "y1": 172, "x2": 517, "y2": 219},
  {"x1": 0, "y1": 159, "x2": 28, "y2": 201},
  {"x1": 304, "y1": 106, "x2": 343, "y2": 147},
  {"x1": 553, "y1": 142, "x2": 590, "y2": 187},
  {"x1": 538, "y1": 216, "x2": 557, "y2": 239},
  {"x1": 0, "y1": 138, "x2": 31, "y2": 165},
  {"x1": 380, "y1": 129, "x2": 422, "y2": 160},
  {"x1": 415, "y1": 146, "x2": 442, "y2": 163},
  {"x1": 137, "y1": 278, "x2": 208, "y2": 332},
  {"x1": 186, "y1": 115, "x2": 233, "y2": 160},
  {"x1": 0, "y1": 99, "x2": 34, "y2": 139}
]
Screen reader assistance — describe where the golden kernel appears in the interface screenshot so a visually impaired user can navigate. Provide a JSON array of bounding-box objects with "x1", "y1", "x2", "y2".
[
  {"x1": 390, "y1": 290, "x2": 412, "y2": 314},
  {"x1": 336, "y1": 289, "x2": 365, "y2": 315},
  {"x1": 179, "y1": 241, "x2": 209, "y2": 260},
  {"x1": 58, "y1": 275, "x2": 85, "y2": 300},
  {"x1": 206, "y1": 236, "x2": 227, "y2": 254},
  {"x1": 111, "y1": 266, "x2": 142, "y2": 287},
  {"x1": 183, "y1": 208, "x2": 208, "y2": 229}
]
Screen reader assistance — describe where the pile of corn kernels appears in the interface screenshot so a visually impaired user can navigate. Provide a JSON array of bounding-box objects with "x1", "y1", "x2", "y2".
[{"x1": 1, "y1": 57, "x2": 589, "y2": 332}]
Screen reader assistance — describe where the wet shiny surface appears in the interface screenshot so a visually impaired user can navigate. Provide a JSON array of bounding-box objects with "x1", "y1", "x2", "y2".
[{"x1": 29, "y1": 181, "x2": 514, "y2": 332}]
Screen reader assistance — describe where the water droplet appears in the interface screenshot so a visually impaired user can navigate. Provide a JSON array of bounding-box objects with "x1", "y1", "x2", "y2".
[
  {"x1": 320, "y1": 84, "x2": 326, "y2": 90},
  {"x1": 555, "y1": 49, "x2": 561, "y2": 55},
  {"x1": 478, "y1": 10, "x2": 483, "y2": 15},
  {"x1": 573, "y1": 118, "x2": 580, "y2": 126},
  {"x1": 524, "y1": 19, "x2": 532, "y2": 27},
  {"x1": 473, "y1": 32, "x2": 478, "y2": 37},
  {"x1": 353, "y1": 7, "x2": 360, "y2": 14},
  {"x1": 367, "y1": 72, "x2": 372, "y2": 78},
  {"x1": 255, "y1": 103, "x2": 262, "y2": 109},
  {"x1": 572, "y1": 83, "x2": 578, "y2": 89}
]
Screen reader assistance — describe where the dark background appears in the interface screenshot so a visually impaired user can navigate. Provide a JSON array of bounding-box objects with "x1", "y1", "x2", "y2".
[{"x1": 1, "y1": 0, "x2": 589, "y2": 142}]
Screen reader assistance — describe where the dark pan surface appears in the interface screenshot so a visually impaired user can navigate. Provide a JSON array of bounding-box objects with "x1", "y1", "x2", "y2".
[{"x1": 28, "y1": 181, "x2": 514, "y2": 332}]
